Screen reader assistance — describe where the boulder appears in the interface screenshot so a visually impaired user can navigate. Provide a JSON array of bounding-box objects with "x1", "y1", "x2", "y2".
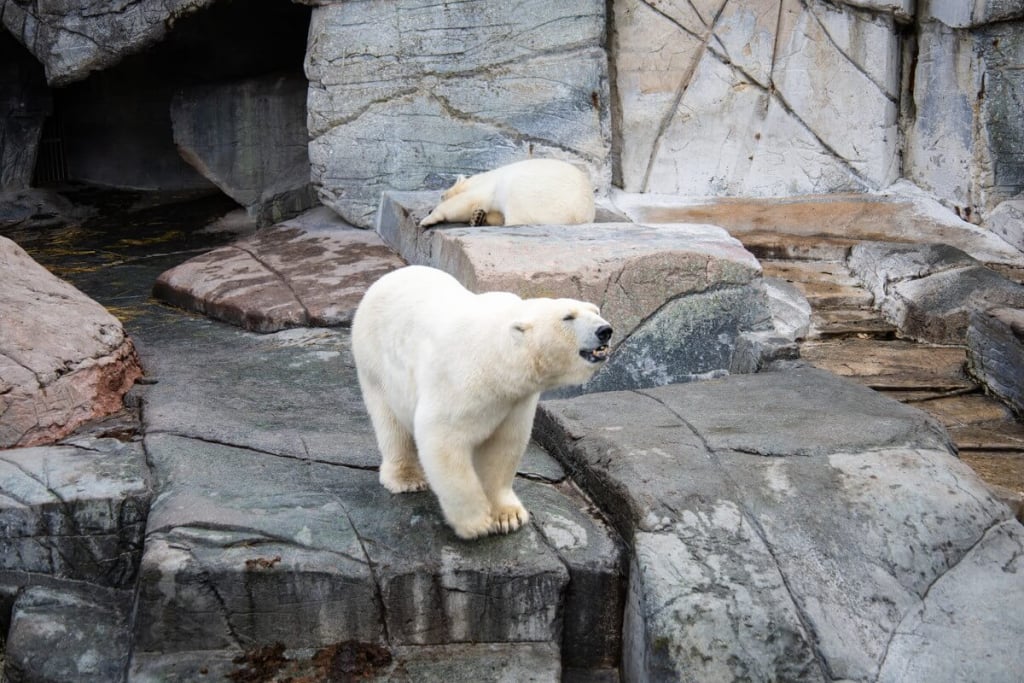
[
  {"x1": 968, "y1": 306, "x2": 1024, "y2": 416},
  {"x1": 1, "y1": 0, "x2": 215, "y2": 86},
  {"x1": 0, "y1": 236, "x2": 142, "y2": 447},
  {"x1": 988, "y1": 196, "x2": 1024, "y2": 253},
  {"x1": 4, "y1": 584, "x2": 133, "y2": 683},
  {"x1": 0, "y1": 440, "x2": 150, "y2": 588},
  {"x1": 848, "y1": 241, "x2": 1024, "y2": 343},
  {"x1": 536, "y1": 367, "x2": 1019, "y2": 681},
  {"x1": 171, "y1": 72, "x2": 318, "y2": 227},
  {"x1": 611, "y1": 0, "x2": 900, "y2": 195},
  {"x1": 305, "y1": 0, "x2": 610, "y2": 227},
  {"x1": 152, "y1": 207, "x2": 405, "y2": 333}
]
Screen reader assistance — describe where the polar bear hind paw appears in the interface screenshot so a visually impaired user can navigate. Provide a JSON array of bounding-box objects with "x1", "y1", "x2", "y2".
[
  {"x1": 491, "y1": 504, "x2": 530, "y2": 535},
  {"x1": 469, "y1": 208, "x2": 487, "y2": 227}
]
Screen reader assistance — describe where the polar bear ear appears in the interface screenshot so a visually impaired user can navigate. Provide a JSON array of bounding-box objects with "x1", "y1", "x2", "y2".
[{"x1": 511, "y1": 321, "x2": 532, "y2": 335}]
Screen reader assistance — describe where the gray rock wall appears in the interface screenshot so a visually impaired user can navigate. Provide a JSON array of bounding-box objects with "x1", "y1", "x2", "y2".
[{"x1": 305, "y1": 0, "x2": 612, "y2": 227}]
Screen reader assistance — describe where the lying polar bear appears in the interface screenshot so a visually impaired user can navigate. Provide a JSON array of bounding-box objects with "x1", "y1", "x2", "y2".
[
  {"x1": 419, "y1": 158, "x2": 596, "y2": 228},
  {"x1": 352, "y1": 265, "x2": 612, "y2": 539}
]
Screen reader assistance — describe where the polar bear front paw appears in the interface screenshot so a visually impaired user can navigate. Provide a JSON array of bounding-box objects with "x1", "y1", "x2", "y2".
[
  {"x1": 450, "y1": 512, "x2": 495, "y2": 540},
  {"x1": 379, "y1": 466, "x2": 429, "y2": 494},
  {"x1": 491, "y1": 504, "x2": 530, "y2": 535},
  {"x1": 469, "y1": 208, "x2": 487, "y2": 227}
]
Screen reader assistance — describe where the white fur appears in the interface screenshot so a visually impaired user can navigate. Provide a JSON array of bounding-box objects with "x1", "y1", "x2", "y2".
[
  {"x1": 351, "y1": 265, "x2": 611, "y2": 539},
  {"x1": 419, "y1": 158, "x2": 596, "y2": 227}
]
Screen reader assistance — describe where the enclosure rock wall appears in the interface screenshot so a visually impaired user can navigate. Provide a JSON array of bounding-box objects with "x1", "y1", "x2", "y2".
[
  {"x1": 304, "y1": 0, "x2": 612, "y2": 228},
  {"x1": 611, "y1": 0, "x2": 903, "y2": 197},
  {"x1": 905, "y1": 1, "x2": 1024, "y2": 220}
]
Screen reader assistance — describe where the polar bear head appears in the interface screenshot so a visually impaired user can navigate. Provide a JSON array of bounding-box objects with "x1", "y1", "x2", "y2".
[{"x1": 512, "y1": 298, "x2": 613, "y2": 390}]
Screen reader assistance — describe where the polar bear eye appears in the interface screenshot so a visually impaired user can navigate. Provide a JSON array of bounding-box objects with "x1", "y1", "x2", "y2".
[{"x1": 563, "y1": 313, "x2": 576, "y2": 321}]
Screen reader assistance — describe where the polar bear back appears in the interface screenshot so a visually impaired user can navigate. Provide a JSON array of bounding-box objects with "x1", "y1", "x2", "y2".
[{"x1": 489, "y1": 159, "x2": 595, "y2": 225}]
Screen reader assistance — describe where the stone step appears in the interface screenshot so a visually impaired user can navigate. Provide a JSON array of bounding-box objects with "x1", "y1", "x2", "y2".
[
  {"x1": 760, "y1": 260, "x2": 874, "y2": 308},
  {"x1": 808, "y1": 308, "x2": 897, "y2": 340},
  {"x1": 799, "y1": 338, "x2": 974, "y2": 395}
]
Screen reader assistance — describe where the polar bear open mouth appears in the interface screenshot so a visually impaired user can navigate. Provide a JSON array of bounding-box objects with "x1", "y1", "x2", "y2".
[{"x1": 580, "y1": 344, "x2": 610, "y2": 363}]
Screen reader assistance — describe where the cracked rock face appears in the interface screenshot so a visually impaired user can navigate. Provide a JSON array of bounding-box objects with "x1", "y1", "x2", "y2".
[
  {"x1": 536, "y1": 367, "x2": 1021, "y2": 681},
  {"x1": 1, "y1": 0, "x2": 215, "y2": 85},
  {"x1": 305, "y1": 0, "x2": 611, "y2": 228},
  {"x1": 0, "y1": 236, "x2": 142, "y2": 447},
  {"x1": 612, "y1": 0, "x2": 900, "y2": 196}
]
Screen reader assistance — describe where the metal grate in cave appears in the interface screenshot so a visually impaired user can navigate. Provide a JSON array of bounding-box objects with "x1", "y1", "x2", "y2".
[{"x1": 33, "y1": 112, "x2": 68, "y2": 186}]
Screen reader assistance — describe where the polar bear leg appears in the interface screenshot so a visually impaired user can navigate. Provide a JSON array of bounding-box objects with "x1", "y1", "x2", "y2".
[
  {"x1": 419, "y1": 191, "x2": 480, "y2": 228},
  {"x1": 475, "y1": 397, "x2": 537, "y2": 534},
  {"x1": 416, "y1": 427, "x2": 495, "y2": 539},
  {"x1": 360, "y1": 380, "x2": 427, "y2": 493}
]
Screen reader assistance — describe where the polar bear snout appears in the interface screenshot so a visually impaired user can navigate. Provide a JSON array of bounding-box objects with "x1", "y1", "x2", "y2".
[{"x1": 579, "y1": 323, "x2": 613, "y2": 363}]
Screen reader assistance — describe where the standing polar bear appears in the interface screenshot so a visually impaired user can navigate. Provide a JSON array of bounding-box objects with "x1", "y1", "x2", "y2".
[
  {"x1": 352, "y1": 266, "x2": 612, "y2": 539},
  {"x1": 419, "y1": 158, "x2": 596, "y2": 228}
]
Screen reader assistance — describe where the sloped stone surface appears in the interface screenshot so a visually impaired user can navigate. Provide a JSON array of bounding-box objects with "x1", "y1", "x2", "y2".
[
  {"x1": 171, "y1": 72, "x2": 317, "y2": 227},
  {"x1": 305, "y1": 0, "x2": 610, "y2": 227},
  {"x1": 1, "y1": 236, "x2": 143, "y2": 447},
  {"x1": 536, "y1": 367, "x2": 1016, "y2": 681},
  {"x1": 152, "y1": 207, "x2": 405, "y2": 333},
  {"x1": 0, "y1": 440, "x2": 149, "y2": 588}
]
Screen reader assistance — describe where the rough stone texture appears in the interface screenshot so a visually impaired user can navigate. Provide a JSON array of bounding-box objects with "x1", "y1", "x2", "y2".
[
  {"x1": 0, "y1": 439, "x2": 150, "y2": 588},
  {"x1": 0, "y1": 0, "x2": 214, "y2": 85},
  {"x1": 129, "y1": 311, "x2": 625, "y2": 678},
  {"x1": 171, "y1": 72, "x2": 318, "y2": 227},
  {"x1": 536, "y1": 367, "x2": 1018, "y2": 682},
  {"x1": 906, "y1": 15, "x2": 1024, "y2": 219},
  {"x1": 4, "y1": 584, "x2": 133, "y2": 683},
  {"x1": 152, "y1": 207, "x2": 406, "y2": 333},
  {"x1": 876, "y1": 519, "x2": 1024, "y2": 683},
  {"x1": 305, "y1": 0, "x2": 610, "y2": 228},
  {"x1": 0, "y1": 236, "x2": 143, "y2": 447},
  {"x1": 848, "y1": 241, "x2": 1024, "y2": 343},
  {"x1": 968, "y1": 306, "x2": 1024, "y2": 416},
  {"x1": 378, "y1": 191, "x2": 782, "y2": 394},
  {"x1": 988, "y1": 196, "x2": 1024, "y2": 253},
  {"x1": 613, "y1": 182, "x2": 1024, "y2": 266},
  {"x1": 0, "y1": 33, "x2": 50, "y2": 190},
  {"x1": 611, "y1": 0, "x2": 900, "y2": 196},
  {"x1": 925, "y1": 0, "x2": 1024, "y2": 28}
]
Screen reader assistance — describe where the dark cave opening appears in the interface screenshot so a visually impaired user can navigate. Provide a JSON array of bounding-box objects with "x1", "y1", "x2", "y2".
[{"x1": 29, "y1": 0, "x2": 313, "y2": 195}]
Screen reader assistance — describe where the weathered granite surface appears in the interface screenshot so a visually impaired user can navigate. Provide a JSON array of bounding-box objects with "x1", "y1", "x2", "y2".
[
  {"x1": 127, "y1": 311, "x2": 625, "y2": 680},
  {"x1": 305, "y1": 0, "x2": 611, "y2": 227},
  {"x1": 989, "y1": 197, "x2": 1024, "y2": 253},
  {"x1": 848, "y1": 241, "x2": 1024, "y2": 343},
  {"x1": 0, "y1": 0, "x2": 215, "y2": 85},
  {"x1": 4, "y1": 584, "x2": 133, "y2": 683},
  {"x1": 968, "y1": 306, "x2": 1024, "y2": 417},
  {"x1": 536, "y1": 367, "x2": 1020, "y2": 682},
  {"x1": 171, "y1": 71, "x2": 317, "y2": 227},
  {"x1": 0, "y1": 235, "x2": 142, "y2": 447},
  {"x1": 152, "y1": 207, "x2": 405, "y2": 333}
]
